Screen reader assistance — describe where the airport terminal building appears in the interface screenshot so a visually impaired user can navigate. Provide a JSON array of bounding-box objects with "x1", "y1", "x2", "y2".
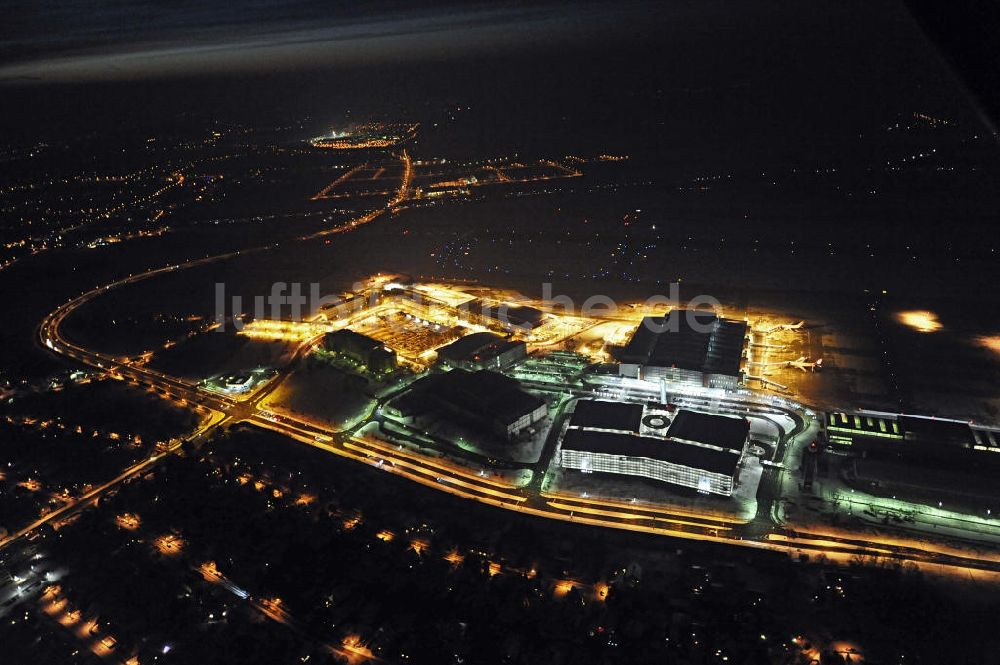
[
  {"x1": 457, "y1": 299, "x2": 547, "y2": 334},
  {"x1": 558, "y1": 400, "x2": 750, "y2": 496},
  {"x1": 613, "y1": 309, "x2": 748, "y2": 389}
]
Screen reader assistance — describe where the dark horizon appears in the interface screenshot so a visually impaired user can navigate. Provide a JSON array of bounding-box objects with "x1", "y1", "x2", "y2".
[{"x1": 3, "y1": 3, "x2": 1000, "y2": 665}]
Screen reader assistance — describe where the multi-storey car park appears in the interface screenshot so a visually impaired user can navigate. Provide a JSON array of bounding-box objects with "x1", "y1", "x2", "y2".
[{"x1": 557, "y1": 399, "x2": 750, "y2": 496}]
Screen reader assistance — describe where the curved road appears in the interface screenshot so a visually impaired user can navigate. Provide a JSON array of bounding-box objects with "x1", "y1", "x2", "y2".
[{"x1": 9, "y1": 150, "x2": 1000, "y2": 579}]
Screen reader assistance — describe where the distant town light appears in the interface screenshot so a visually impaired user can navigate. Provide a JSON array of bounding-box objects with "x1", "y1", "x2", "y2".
[
  {"x1": 977, "y1": 335, "x2": 1000, "y2": 356},
  {"x1": 896, "y1": 310, "x2": 942, "y2": 333}
]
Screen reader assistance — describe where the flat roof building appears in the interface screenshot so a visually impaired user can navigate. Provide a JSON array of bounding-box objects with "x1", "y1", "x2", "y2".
[
  {"x1": 825, "y1": 411, "x2": 1000, "y2": 470},
  {"x1": 323, "y1": 329, "x2": 397, "y2": 374},
  {"x1": 666, "y1": 409, "x2": 751, "y2": 454},
  {"x1": 559, "y1": 405, "x2": 750, "y2": 496},
  {"x1": 458, "y1": 299, "x2": 547, "y2": 333},
  {"x1": 898, "y1": 415, "x2": 976, "y2": 448},
  {"x1": 568, "y1": 399, "x2": 644, "y2": 434},
  {"x1": 614, "y1": 309, "x2": 747, "y2": 388},
  {"x1": 435, "y1": 332, "x2": 527, "y2": 371},
  {"x1": 389, "y1": 369, "x2": 547, "y2": 440},
  {"x1": 824, "y1": 411, "x2": 1000, "y2": 511}
]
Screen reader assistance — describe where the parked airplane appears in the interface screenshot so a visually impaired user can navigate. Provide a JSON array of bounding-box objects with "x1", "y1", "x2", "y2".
[
  {"x1": 787, "y1": 356, "x2": 823, "y2": 372},
  {"x1": 758, "y1": 321, "x2": 805, "y2": 334}
]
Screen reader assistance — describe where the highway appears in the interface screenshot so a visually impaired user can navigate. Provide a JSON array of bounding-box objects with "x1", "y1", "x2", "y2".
[
  {"x1": 29, "y1": 289, "x2": 1000, "y2": 575},
  {"x1": 3, "y1": 152, "x2": 413, "y2": 551},
  {"x1": 0, "y1": 412, "x2": 227, "y2": 551},
  {"x1": 12, "y1": 148, "x2": 1000, "y2": 579}
]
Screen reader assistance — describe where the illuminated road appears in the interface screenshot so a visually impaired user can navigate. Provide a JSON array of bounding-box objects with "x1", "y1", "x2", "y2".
[
  {"x1": 0, "y1": 152, "x2": 413, "y2": 553},
  {"x1": 192, "y1": 409, "x2": 1000, "y2": 575},
  {"x1": 310, "y1": 163, "x2": 367, "y2": 200},
  {"x1": 0, "y1": 412, "x2": 226, "y2": 551},
  {"x1": 14, "y1": 148, "x2": 1000, "y2": 579},
  {"x1": 30, "y1": 290, "x2": 1000, "y2": 576}
]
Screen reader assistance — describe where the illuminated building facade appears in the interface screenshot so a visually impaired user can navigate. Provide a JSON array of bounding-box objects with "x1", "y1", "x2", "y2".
[
  {"x1": 558, "y1": 401, "x2": 749, "y2": 496},
  {"x1": 825, "y1": 411, "x2": 1000, "y2": 466},
  {"x1": 220, "y1": 372, "x2": 256, "y2": 393},
  {"x1": 560, "y1": 430, "x2": 742, "y2": 496}
]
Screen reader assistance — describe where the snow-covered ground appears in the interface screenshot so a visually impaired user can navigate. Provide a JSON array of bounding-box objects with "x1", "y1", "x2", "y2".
[{"x1": 777, "y1": 420, "x2": 1000, "y2": 546}]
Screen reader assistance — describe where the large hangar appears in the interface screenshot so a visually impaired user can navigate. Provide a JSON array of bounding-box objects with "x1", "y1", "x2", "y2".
[
  {"x1": 613, "y1": 309, "x2": 748, "y2": 389},
  {"x1": 388, "y1": 369, "x2": 547, "y2": 440}
]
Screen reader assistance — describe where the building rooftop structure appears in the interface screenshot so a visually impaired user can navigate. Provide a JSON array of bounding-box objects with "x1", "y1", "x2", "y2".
[
  {"x1": 824, "y1": 411, "x2": 1000, "y2": 472},
  {"x1": 324, "y1": 329, "x2": 385, "y2": 355},
  {"x1": 826, "y1": 411, "x2": 903, "y2": 443},
  {"x1": 460, "y1": 299, "x2": 546, "y2": 331},
  {"x1": 666, "y1": 409, "x2": 751, "y2": 453},
  {"x1": 393, "y1": 369, "x2": 545, "y2": 436},
  {"x1": 825, "y1": 412, "x2": 980, "y2": 449},
  {"x1": 569, "y1": 399, "x2": 644, "y2": 433},
  {"x1": 615, "y1": 310, "x2": 747, "y2": 376},
  {"x1": 435, "y1": 332, "x2": 524, "y2": 367},
  {"x1": 323, "y1": 329, "x2": 397, "y2": 373},
  {"x1": 561, "y1": 429, "x2": 742, "y2": 477},
  {"x1": 826, "y1": 412, "x2": 1000, "y2": 509},
  {"x1": 899, "y1": 415, "x2": 977, "y2": 448}
]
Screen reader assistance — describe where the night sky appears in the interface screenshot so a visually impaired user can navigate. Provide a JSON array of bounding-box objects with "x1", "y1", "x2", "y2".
[
  {"x1": 5, "y1": 0, "x2": 995, "y2": 189},
  {"x1": 4, "y1": 5, "x2": 1000, "y2": 664}
]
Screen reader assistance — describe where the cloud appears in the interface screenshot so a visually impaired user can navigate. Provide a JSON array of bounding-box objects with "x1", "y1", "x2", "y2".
[{"x1": 0, "y1": 1, "x2": 649, "y2": 83}]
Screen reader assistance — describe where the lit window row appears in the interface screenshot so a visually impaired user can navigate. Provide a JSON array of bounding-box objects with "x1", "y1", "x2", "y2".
[{"x1": 560, "y1": 449, "x2": 734, "y2": 496}]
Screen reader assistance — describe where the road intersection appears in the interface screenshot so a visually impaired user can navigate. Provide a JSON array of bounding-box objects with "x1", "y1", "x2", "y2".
[{"x1": 11, "y1": 152, "x2": 1000, "y2": 581}]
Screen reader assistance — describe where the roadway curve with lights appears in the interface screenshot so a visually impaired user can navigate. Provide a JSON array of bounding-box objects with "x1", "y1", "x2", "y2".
[{"x1": 8, "y1": 150, "x2": 1000, "y2": 580}]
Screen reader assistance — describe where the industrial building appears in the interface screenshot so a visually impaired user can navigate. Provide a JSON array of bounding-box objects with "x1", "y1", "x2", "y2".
[
  {"x1": 558, "y1": 400, "x2": 749, "y2": 496},
  {"x1": 614, "y1": 309, "x2": 748, "y2": 388},
  {"x1": 825, "y1": 411, "x2": 1000, "y2": 511},
  {"x1": 323, "y1": 329, "x2": 397, "y2": 374},
  {"x1": 435, "y1": 332, "x2": 527, "y2": 371},
  {"x1": 824, "y1": 411, "x2": 1000, "y2": 469},
  {"x1": 388, "y1": 369, "x2": 547, "y2": 440},
  {"x1": 317, "y1": 290, "x2": 384, "y2": 321},
  {"x1": 457, "y1": 299, "x2": 546, "y2": 333}
]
